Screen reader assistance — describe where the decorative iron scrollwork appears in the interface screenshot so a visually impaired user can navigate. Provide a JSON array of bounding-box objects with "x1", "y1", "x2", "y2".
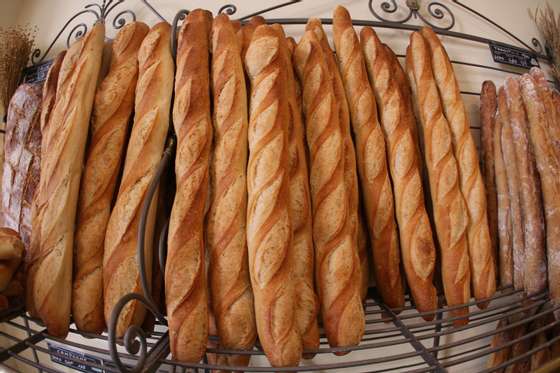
[
  {"x1": 31, "y1": 0, "x2": 136, "y2": 65},
  {"x1": 368, "y1": 0, "x2": 455, "y2": 30}
]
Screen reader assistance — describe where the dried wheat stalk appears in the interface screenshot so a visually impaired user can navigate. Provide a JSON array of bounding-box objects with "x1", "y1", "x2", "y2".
[{"x1": 531, "y1": 3, "x2": 560, "y2": 87}]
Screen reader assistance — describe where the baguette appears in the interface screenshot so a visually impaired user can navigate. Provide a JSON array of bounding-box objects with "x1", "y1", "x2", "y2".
[
  {"x1": 498, "y1": 87, "x2": 525, "y2": 291},
  {"x1": 244, "y1": 25, "x2": 302, "y2": 366},
  {"x1": 165, "y1": 10, "x2": 212, "y2": 362},
  {"x1": 421, "y1": 27, "x2": 495, "y2": 303},
  {"x1": 480, "y1": 81, "x2": 498, "y2": 271},
  {"x1": 272, "y1": 23, "x2": 320, "y2": 356},
  {"x1": 73, "y1": 21, "x2": 149, "y2": 334},
  {"x1": 103, "y1": 22, "x2": 173, "y2": 338},
  {"x1": 530, "y1": 68, "x2": 560, "y2": 159},
  {"x1": 31, "y1": 23, "x2": 104, "y2": 337},
  {"x1": 406, "y1": 32, "x2": 470, "y2": 324},
  {"x1": 0, "y1": 228, "x2": 23, "y2": 292},
  {"x1": 305, "y1": 18, "x2": 368, "y2": 301},
  {"x1": 208, "y1": 14, "x2": 256, "y2": 368},
  {"x1": 519, "y1": 73, "x2": 560, "y2": 318},
  {"x1": 332, "y1": 7, "x2": 403, "y2": 309},
  {"x1": 504, "y1": 77, "x2": 546, "y2": 296},
  {"x1": 505, "y1": 325, "x2": 531, "y2": 373},
  {"x1": 486, "y1": 319, "x2": 511, "y2": 373},
  {"x1": 26, "y1": 50, "x2": 65, "y2": 318},
  {"x1": 361, "y1": 26, "x2": 437, "y2": 316},
  {"x1": 238, "y1": 16, "x2": 265, "y2": 58},
  {"x1": 294, "y1": 29, "x2": 365, "y2": 348},
  {"x1": 494, "y1": 89, "x2": 513, "y2": 287}
]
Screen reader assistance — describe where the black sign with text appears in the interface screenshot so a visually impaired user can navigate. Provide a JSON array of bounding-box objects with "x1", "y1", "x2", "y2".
[
  {"x1": 489, "y1": 42, "x2": 539, "y2": 69},
  {"x1": 21, "y1": 60, "x2": 54, "y2": 84}
]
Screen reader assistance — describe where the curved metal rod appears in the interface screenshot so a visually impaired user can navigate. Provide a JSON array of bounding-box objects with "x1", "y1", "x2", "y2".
[
  {"x1": 416, "y1": 2, "x2": 455, "y2": 30},
  {"x1": 171, "y1": 10, "x2": 189, "y2": 60},
  {"x1": 113, "y1": 10, "x2": 137, "y2": 29},
  {"x1": 158, "y1": 218, "x2": 169, "y2": 277},
  {"x1": 238, "y1": 0, "x2": 302, "y2": 22},
  {"x1": 452, "y1": 0, "x2": 543, "y2": 55},
  {"x1": 141, "y1": 0, "x2": 167, "y2": 22},
  {"x1": 108, "y1": 293, "x2": 166, "y2": 373},
  {"x1": 103, "y1": 0, "x2": 124, "y2": 19},
  {"x1": 368, "y1": 0, "x2": 413, "y2": 24},
  {"x1": 218, "y1": 4, "x2": 238, "y2": 16},
  {"x1": 136, "y1": 139, "x2": 175, "y2": 312},
  {"x1": 66, "y1": 23, "x2": 88, "y2": 48},
  {"x1": 31, "y1": 8, "x2": 100, "y2": 65}
]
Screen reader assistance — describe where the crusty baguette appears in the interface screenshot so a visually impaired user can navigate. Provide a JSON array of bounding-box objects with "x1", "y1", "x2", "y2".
[
  {"x1": 504, "y1": 77, "x2": 546, "y2": 296},
  {"x1": 73, "y1": 21, "x2": 148, "y2": 334},
  {"x1": 486, "y1": 319, "x2": 511, "y2": 373},
  {"x1": 530, "y1": 317, "x2": 551, "y2": 370},
  {"x1": 272, "y1": 23, "x2": 320, "y2": 357},
  {"x1": 294, "y1": 29, "x2": 365, "y2": 349},
  {"x1": 165, "y1": 10, "x2": 212, "y2": 363},
  {"x1": 505, "y1": 324, "x2": 531, "y2": 373},
  {"x1": 530, "y1": 68, "x2": 560, "y2": 160},
  {"x1": 208, "y1": 14, "x2": 256, "y2": 368},
  {"x1": 244, "y1": 25, "x2": 302, "y2": 366},
  {"x1": 30, "y1": 23, "x2": 104, "y2": 337},
  {"x1": 498, "y1": 86, "x2": 525, "y2": 291},
  {"x1": 103, "y1": 22, "x2": 173, "y2": 338},
  {"x1": 494, "y1": 89, "x2": 513, "y2": 287},
  {"x1": 361, "y1": 26, "x2": 437, "y2": 316},
  {"x1": 332, "y1": 7, "x2": 403, "y2": 309},
  {"x1": 0, "y1": 228, "x2": 23, "y2": 292},
  {"x1": 26, "y1": 50, "x2": 65, "y2": 318},
  {"x1": 305, "y1": 18, "x2": 368, "y2": 301},
  {"x1": 421, "y1": 27, "x2": 495, "y2": 303},
  {"x1": 238, "y1": 16, "x2": 265, "y2": 59},
  {"x1": 406, "y1": 31, "x2": 470, "y2": 324},
  {"x1": 519, "y1": 73, "x2": 560, "y2": 318},
  {"x1": 480, "y1": 81, "x2": 498, "y2": 272}
]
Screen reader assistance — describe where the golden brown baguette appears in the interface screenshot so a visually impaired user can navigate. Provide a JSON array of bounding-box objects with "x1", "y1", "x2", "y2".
[
  {"x1": 165, "y1": 10, "x2": 212, "y2": 363},
  {"x1": 361, "y1": 26, "x2": 437, "y2": 316},
  {"x1": 30, "y1": 23, "x2": 104, "y2": 337},
  {"x1": 406, "y1": 31, "x2": 470, "y2": 324},
  {"x1": 494, "y1": 88, "x2": 513, "y2": 287},
  {"x1": 244, "y1": 25, "x2": 302, "y2": 366},
  {"x1": 294, "y1": 29, "x2": 365, "y2": 349},
  {"x1": 504, "y1": 77, "x2": 546, "y2": 296},
  {"x1": 486, "y1": 319, "x2": 511, "y2": 373},
  {"x1": 480, "y1": 81, "x2": 498, "y2": 273},
  {"x1": 26, "y1": 50, "x2": 65, "y2": 318},
  {"x1": 530, "y1": 68, "x2": 560, "y2": 160},
  {"x1": 73, "y1": 21, "x2": 149, "y2": 334},
  {"x1": 208, "y1": 14, "x2": 256, "y2": 368},
  {"x1": 420, "y1": 27, "x2": 495, "y2": 303},
  {"x1": 103, "y1": 22, "x2": 173, "y2": 338},
  {"x1": 498, "y1": 87, "x2": 524, "y2": 291},
  {"x1": 238, "y1": 16, "x2": 265, "y2": 59},
  {"x1": 519, "y1": 73, "x2": 560, "y2": 319},
  {"x1": 332, "y1": 7, "x2": 403, "y2": 309},
  {"x1": 271, "y1": 23, "x2": 320, "y2": 357},
  {"x1": 305, "y1": 18, "x2": 368, "y2": 301},
  {"x1": 505, "y1": 324, "x2": 531, "y2": 373},
  {"x1": 0, "y1": 228, "x2": 23, "y2": 292}
]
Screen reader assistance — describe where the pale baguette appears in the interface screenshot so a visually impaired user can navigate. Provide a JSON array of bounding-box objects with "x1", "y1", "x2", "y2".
[
  {"x1": 406, "y1": 31, "x2": 470, "y2": 324},
  {"x1": 103, "y1": 22, "x2": 173, "y2": 338}
]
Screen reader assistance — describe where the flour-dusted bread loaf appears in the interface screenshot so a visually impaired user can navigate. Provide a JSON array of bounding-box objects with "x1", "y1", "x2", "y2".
[
  {"x1": 29, "y1": 22, "x2": 105, "y2": 337},
  {"x1": 73, "y1": 21, "x2": 148, "y2": 335},
  {"x1": 103, "y1": 22, "x2": 173, "y2": 338},
  {"x1": 406, "y1": 31, "x2": 470, "y2": 324},
  {"x1": 245, "y1": 24, "x2": 302, "y2": 366},
  {"x1": 305, "y1": 18, "x2": 368, "y2": 300},
  {"x1": 420, "y1": 27, "x2": 495, "y2": 304},
  {"x1": 208, "y1": 14, "x2": 257, "y2": 368},
  {"x1": 498, "y1": 87, "x2": 525, "y2": 291},
  {"x1": 295, "y1": 29, "x2": 365, "y2": 349},
  {"x1": 0, "y1": 228, "x2": 23, "y2": 292},
  {"x1": 480, "y1": 81, "x2": 498, "y2": 271},
  {"x1": 504, "y1": 77, "x2": 546, "y2": 296},
  {"x1": 531, "y1": 68, "x2": 560, "y2": 160},
  {"x1": 271, "y1": 23, "x2": 320, "y2": 357},
  {"x1": 165, "y1": 10, "x2": 213, "y2": 363},
  {"x1": 361, "y1": 26, "x2": 437, "y2": 317},
  {"x1": 519, "y1": 73, "x2": 560, "y2": 319},
  {"x1": 332, "y1": 6, "x2": 403, "y2": 309},
  {"x1": 494, "y1": 88, "x2": 513, "y2": 287},
  {"x1": 26, "y1": 51, "x2": 65, "y2": 318},
  {"x1": 2, "y1": 83, "x2": 42, "y2": 247}
]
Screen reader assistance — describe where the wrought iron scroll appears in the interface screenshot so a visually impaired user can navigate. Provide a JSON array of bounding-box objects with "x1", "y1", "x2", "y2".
[
  {"x1": 368, "y1": 0, "x2": 455, "y2": 30},
  {"x1": 31, "y1": 0, "x2": 137, "y2": 65}
]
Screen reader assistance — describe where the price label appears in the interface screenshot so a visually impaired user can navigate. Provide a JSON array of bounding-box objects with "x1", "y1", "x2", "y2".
[
  {"x1": 21, "y1": 60, "x2": 54, "y2": 84},
  {"x1": 48, "y1": 343, "x2": 104, "y2": 373},
  {"x1": 489, "y1": 42, "x2": 539, "y2": 69}
]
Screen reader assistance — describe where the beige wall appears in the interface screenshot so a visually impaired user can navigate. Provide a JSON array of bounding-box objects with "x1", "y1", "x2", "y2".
[{"x1": 2, "y1": 0, "x2": 559, "y2": 372}]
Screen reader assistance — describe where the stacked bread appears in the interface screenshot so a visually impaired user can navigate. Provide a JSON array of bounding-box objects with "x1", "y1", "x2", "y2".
[{"x1": 481, "y1": 68, "x2": 558, "y2": 313}]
